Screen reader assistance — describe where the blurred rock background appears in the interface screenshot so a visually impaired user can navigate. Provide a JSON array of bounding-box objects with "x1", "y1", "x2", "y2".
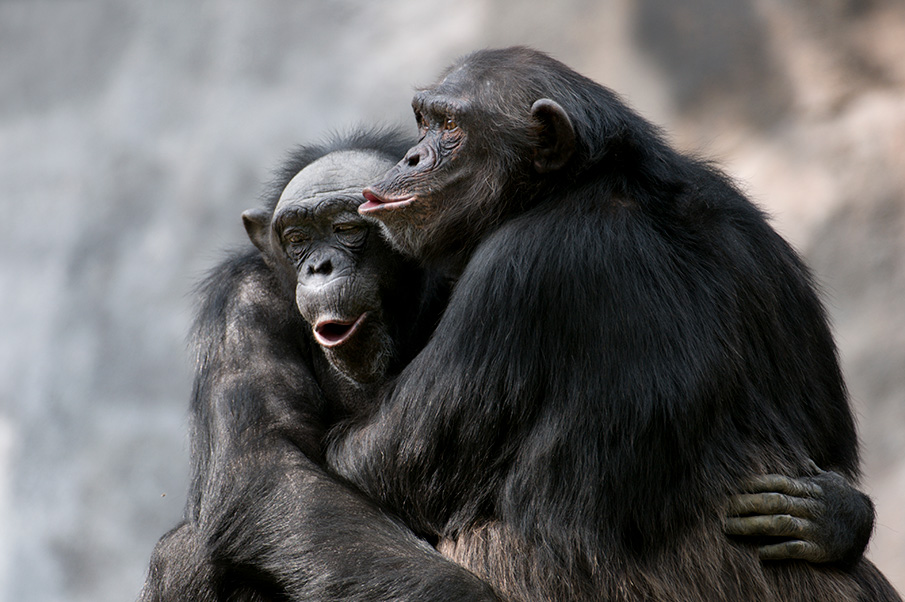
[{"x1": 0, "y1": 0, "x2": 902, "y2": 600}]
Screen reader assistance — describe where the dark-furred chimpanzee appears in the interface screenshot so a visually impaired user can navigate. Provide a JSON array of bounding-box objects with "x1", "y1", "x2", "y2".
[
  {"x1": 328, "y1": 48, "x2": 901, "y2": 601},
  {"x1": 140, "y1": 127, "x2": 874, "y2": 602},
  {"x1": 140, "y1": 129, "x2": 500, "y2": 602}
]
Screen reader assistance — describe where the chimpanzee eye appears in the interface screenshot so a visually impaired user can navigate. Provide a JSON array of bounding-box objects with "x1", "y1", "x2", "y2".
[
  {"x1": 334, "y1": 223, "x2": 363, "y2": 234},
  {"x1": 334, "y1": 222, "x2": 367, "y2": 247},
  {"x1": 283, "y1": 230, "x2": 310, "y2": 245},
  {"x1": 443, "y1": 116, "x2": 458, "y2": 131}
]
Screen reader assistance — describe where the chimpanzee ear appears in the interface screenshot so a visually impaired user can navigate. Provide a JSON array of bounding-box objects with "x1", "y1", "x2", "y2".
[
  {"x1": 242, "y1": 208, "x2": 272, "y2": 254},
  {"x1": 530, "y1": 98, "x2": 575, "y2": 173}
]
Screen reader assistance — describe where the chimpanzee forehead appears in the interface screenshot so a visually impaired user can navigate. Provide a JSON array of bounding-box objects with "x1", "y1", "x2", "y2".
[
  {"x1": 427, "y1": 62, "x2": 483, "y2": 99},
  {"x1": 422, "y1": 61, "x2": 518, "y2": 114},
  {"x1": 276, "y1": 150, "x2": 394, "y2": 213}
]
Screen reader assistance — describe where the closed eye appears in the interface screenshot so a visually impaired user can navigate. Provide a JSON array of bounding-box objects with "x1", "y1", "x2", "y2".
[
  {"x1": 334, "y1": 222, "x2": 368, "y2": 247},
  {"x1": 334, "y1": 222, "x2": 364, "y2": 234}
]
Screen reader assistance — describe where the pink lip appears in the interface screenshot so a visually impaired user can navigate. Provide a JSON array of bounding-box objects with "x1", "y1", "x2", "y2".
[
  {"x1": 313, "y1": 313, "x2": 368, "y2": 348},
  {"x1": 360, "y1": 189, "x2": 415, "y2": 215}
]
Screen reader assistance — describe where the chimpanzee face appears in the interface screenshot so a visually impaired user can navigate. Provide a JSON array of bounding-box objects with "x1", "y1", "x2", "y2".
[
  {"x1": 358, "y1": 90, "x2": 473, "y2": 263},
  {"x1": 244, "y1": 151, "x2": 405, "y2": 383},
  {"x1": 358, "y1": 58, "x2": 575, "y2": 270}
]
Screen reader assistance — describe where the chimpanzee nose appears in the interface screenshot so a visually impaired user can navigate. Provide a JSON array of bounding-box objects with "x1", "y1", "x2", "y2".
[{"x1": 307, "y1": 258, "x2": 333, "y2": 275}]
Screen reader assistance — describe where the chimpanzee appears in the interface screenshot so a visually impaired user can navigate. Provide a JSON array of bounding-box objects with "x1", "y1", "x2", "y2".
[
  {"x1": 328, "y1": 48, "x2": 901, "y2": 601},
  {"x1": 140, "y1": 128, "x2": 877, "y2": 601},
  {"x1": 140, "y1": 129, "x2": 500, "y2": 601}
]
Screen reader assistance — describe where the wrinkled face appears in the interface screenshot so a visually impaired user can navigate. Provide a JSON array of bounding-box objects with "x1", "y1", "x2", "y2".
[
  {"x1": 359, "y1": 78, "x2": 488, "y2": 264},
  {"x1": 258, "y1": 151, "x2": 405, "y2": 383},
  {"x1": 358, "y1": 60, "x2": 559, "y2": 269}
]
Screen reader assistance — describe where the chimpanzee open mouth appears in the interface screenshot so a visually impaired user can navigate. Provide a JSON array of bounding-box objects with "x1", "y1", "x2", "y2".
[
  {"x1": 313, "y1": 313, "x2": 368, "y2": 348},
  {"x1": 360, "y1": 190, "x2": 414, "y2": 215}
]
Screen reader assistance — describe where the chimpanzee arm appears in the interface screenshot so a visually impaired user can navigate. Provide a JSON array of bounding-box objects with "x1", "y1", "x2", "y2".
[
  {"x1": 208, "y1": 443, "x2": 500, "y2": 601},
  {"x1": 328, "y1": 204, "x2": 870, "y2": 570},
  {"x1": 328, "y1": 209, "x2": 747, "y2": 541},
  {"x1": 145, "y1": 251, "x2": 498, "y2": 601},
  {"x1": 725, "y1": 462, "x2": 874, "y2": 566},
  {"x1": 140, "y1": 522, "x2": 219, "y2": 602}
]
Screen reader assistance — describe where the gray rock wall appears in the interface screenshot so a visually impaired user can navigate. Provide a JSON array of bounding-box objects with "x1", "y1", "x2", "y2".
[{"x1": 1, "y1": 1, "x2": 901, "y2": 600}]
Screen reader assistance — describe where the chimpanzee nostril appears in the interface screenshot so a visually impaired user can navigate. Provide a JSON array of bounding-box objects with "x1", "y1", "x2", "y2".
[
  {"x1": 406, "y1": 152, "x2": 420, "y2": 167},
  {"x1": 308, "y1": 258, "x2": 333, "y2": 275}
]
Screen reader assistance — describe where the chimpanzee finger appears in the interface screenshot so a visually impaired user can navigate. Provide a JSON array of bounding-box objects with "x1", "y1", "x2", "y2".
[
  {"x1": 739, "y1": 474, "x2": 822, "y2": 498},
  {"x1": 758, "y1": 540, "x2": 826, "y2": 563},
  {"x1": 727, "y1": 492, "x2": 819, "y2": 518},
  {"x1": 725, "y1": 514, "x2": 811, "y2": 538},
  {"x1": 804, "y1": 459, "x2": 824, "y2": 476}
]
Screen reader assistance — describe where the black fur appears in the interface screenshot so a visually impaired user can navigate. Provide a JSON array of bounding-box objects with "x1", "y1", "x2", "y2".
[
  {"x1": 139, "y1": 130, "x2": 498, "y2": 601},
  {"x1": 330, "y1": 48, "x2": 901, "y2": 601},
  {"x1": 139, "y1": 93, "x2": 883, "y2": 600}
]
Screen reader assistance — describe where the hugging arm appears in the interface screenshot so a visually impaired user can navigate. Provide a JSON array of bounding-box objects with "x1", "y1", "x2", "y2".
[{"x1": 140, "y1": 251, "x2": 498, "y2": 601}]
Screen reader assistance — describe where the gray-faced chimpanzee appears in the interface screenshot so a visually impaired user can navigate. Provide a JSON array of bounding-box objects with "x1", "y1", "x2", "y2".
[
  {"x1": 140, "y1": 130, "x2": 499, "y2": 602},
  {"x1": 327, "y1": 48, "x2": 900, "y2": 601},
  {"x1": 141, "y1": 128, "x2": 878, "y2": 600}
]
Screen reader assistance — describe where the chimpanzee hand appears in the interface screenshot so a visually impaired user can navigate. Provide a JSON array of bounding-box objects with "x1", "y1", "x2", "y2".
[{"x1": 726, "y1": 462, "x2": 874, "y2": 566}]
